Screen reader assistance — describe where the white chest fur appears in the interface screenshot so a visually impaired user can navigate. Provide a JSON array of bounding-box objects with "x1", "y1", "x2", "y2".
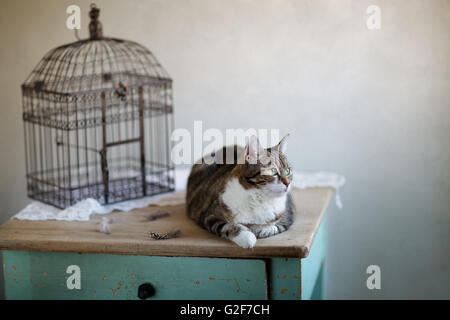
[{"x1": 221, "y1": 178, "x2": 287, "y2": 225}]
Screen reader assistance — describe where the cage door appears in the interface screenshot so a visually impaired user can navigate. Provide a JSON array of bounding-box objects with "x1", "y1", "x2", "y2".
[{"x1": 100, "y1": 88, "x2": 146, "y2": 204}]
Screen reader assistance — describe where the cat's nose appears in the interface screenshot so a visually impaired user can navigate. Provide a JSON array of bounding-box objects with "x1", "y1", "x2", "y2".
[{"x1": 281, "y1": 177, "x2": 290, "y2": 188}]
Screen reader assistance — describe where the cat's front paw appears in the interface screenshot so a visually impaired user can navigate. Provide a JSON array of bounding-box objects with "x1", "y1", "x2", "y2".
[{"x1": 232, "y1": 230, "x2": 257, "y2": 248}]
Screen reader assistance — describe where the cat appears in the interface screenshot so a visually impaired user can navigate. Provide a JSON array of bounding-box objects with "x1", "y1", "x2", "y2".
[{"x1": 186, "y1": 135, "x2": 295, "y2": 248}]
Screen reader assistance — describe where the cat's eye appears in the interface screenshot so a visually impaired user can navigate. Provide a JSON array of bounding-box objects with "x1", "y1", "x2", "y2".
[
  {"x1": 271, "y1": 168, "x2": 278, "y2": 175},
  {"x1": 285, "y1": 168, "x2": 291, "y2": 176}
]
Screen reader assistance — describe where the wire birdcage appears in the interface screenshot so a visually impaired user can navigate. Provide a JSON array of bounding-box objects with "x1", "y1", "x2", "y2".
[{"x1": 22, "y1": 4, "x2": 175, "y2": 208}]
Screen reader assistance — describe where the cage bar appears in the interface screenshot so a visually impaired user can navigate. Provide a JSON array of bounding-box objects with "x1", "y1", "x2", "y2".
[{"x1": 22, "y1": 5, "x2": 175, "y2": 208}]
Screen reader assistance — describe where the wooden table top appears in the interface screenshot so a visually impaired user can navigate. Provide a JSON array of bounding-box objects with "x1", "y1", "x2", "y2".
[{"x1": 0, "y1": 188, "x2": 333, "y2": 259}]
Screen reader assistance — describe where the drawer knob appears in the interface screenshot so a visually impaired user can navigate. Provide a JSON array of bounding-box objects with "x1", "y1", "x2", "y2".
[{"x1": 138, "y1": 283, "x2": 156, "y2": 299}]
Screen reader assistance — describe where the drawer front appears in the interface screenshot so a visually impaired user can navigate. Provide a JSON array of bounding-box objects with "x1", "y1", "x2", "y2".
[{"x1": 3, "y1": 251, "x2": 268, "y2": 300}]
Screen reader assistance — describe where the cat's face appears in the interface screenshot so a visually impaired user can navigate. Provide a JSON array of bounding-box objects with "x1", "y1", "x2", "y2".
[{"x1": 236, "y1": 135, "x2": 293, "y2": 197}]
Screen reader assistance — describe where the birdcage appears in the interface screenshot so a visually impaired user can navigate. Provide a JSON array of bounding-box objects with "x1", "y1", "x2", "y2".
[{"x1": 22, "y1": 4, "x2": 175, "y2": 208}]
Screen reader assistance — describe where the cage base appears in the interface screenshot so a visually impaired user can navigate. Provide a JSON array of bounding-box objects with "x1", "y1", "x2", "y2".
[{"x1": 28, "y1": 176, "x2": 175, "y2": 209}]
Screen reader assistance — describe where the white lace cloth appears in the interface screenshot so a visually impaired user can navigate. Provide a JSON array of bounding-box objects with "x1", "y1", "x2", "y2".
[{"x1": 13, "y1": 169, "x2": 345, "y2": 221}]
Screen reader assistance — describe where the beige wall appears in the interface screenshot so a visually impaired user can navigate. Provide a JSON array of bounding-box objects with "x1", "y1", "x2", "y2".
[{"x1": 0, "y1": 0, "x2": 449, "y2": 299}]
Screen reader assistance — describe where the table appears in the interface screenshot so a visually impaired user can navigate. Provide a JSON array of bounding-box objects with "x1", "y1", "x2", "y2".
[{"x1": 0, "y1": 188, "x2": 332, "y2": 300}]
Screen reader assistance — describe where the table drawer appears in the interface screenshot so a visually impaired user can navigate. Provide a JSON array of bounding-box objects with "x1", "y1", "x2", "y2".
[{"x1": 3, "y1": 251, "x2": 268, "y2": 300}]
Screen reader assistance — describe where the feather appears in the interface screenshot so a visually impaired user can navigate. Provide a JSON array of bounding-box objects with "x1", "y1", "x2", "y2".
[
  {"x1": 99, "y1": 217, "x2": 114, "y2": 234},
  {"x1": 148, "y1": 229, "x2": 181, "y2": 240},
  {"x1": 144, "y1": 210, "x2": 171, "y2": 221}
]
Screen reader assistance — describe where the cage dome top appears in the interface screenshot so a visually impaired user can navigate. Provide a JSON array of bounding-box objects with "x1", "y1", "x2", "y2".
[{"x1": 22, "y1": 4, "x2": 171, "y2": 95}]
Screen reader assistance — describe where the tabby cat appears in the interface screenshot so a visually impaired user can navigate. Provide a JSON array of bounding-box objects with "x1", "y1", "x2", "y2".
[{"x1": 186, "y1": 135, "x2": 295, "y2": 248}]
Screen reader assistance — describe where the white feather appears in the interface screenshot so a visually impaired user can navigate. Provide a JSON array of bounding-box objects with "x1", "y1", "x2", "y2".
[{"x1": 99, "y1": 217, "x2": 114, "y2": 234}]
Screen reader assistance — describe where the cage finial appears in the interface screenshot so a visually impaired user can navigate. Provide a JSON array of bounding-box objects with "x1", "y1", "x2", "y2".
[{"x1": 89, "y1": 3, "x2": 103, "y2": 40}]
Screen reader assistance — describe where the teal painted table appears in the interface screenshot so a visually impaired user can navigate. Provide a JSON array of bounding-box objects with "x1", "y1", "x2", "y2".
[{"x1": 0, "y1": 188, "x2": 332, "y2": 300}]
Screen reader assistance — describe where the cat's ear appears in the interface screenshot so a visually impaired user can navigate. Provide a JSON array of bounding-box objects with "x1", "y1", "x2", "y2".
[
  {"x1": 276, "y1": 134, "x2": 289, "y2": 153},
  {"x1": 240, "y1": 135, "x2": 263, "y2": 164}
]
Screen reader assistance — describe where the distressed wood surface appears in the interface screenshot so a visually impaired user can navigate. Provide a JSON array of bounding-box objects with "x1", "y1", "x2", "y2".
[
  {"x1": 3, "y1": 251, "x2": 268, "y2": 300},
  {"x1": 0, "y1": 188, "x2": 332, "y2": 259},
  {"x1": 302, "y1": 215, "x2": 327, "y2": 299},
  {"x1": 269, "y1": 258, "x2": 302, "y2": 300}
]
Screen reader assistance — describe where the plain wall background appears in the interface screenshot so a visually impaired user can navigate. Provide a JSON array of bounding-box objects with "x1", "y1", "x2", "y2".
[{"x1": 0, "y1": 0, "x2": 449, "y2": 299}]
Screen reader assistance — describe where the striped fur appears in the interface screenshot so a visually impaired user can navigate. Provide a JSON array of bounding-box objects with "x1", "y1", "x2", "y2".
[{"x1": 186, "y1": 136, "x2": 295, "y2": 248}]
